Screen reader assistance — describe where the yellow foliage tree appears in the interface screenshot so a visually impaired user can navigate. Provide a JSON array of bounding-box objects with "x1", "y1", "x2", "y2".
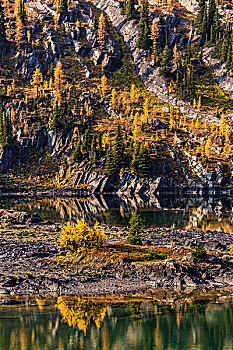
[
  {"x1": 98, "y1": 13, "x2": 106, "y2": 50},
  {"x1": 58, "y1": 218, "x2": 106, "y2": 251},
  {"x1": 100, "y1": 74, "x2": 108, "y2": 99},
  {"x1": 32, "y1": 68, "x2": 43, "y2": 97},
  {"x1": 54, "y1": 61, "x2": 65, "y2": 102},
  {"x1": 205, "y1": 137, "x2": 212, "y2": 158}
]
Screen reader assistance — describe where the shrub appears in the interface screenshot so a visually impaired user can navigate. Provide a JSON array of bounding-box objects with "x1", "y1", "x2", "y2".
[
  {"x1": 191, "y1": 242, "x2": 207, "y2": 261},
  {"x1": 58, "y1": 218, "x2": 106, "y2": 251}
]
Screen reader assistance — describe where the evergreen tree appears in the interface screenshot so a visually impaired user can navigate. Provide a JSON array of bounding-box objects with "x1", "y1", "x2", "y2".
[
  {"x1": 105, "y1": 143, "x2": 117, "y2": 175},
  {"x1": 72, "y1": 140, "x2": 82, "y2": 162},
  {"x1": 51, "y1": 100, "x2": 60, "y2": 130},
  {"x1": 19, "y1": 0, "x2": 26, "y2": 24},
  {"x1": 200, "y1": 4, "x2": 207, "y2": 46},
  {"x1": 226, "y1": 45, "x2": 232, "y2": 69},
  {"x1": 113, "y1": 121, "x2": 124, "y2": 169},
  {"x1": 212, "y1": 9, "x2": 220, "y2": 43},
  {"x1": 0, "y1": 0, "x2": 6, "y2": 47},
  {"x1": 59, "y1": 0, "x2": 68, "y2": 15},
  {"x1": 138, "y1": 145, "x2": 151, "y2": 177},
  {"x1": 137, "y1": 0, "x2": 151, "y2": 50},
  {"x1": 195, "y1": 0, "x2": 205, "y2": 34},
  {"x1": 130, "y1": 141, "x2": 140, "y2": 174},
  {"x1": 81, "y1": 127, "x2": 91, "y2": 154},
  {"x1": 207, "y1": 0, "x2": 216, "y2": 37},
  {"x1": 126, "y1": 0, "x2": 135, "y2": 21},
  {"x1": 159, "y1": 45, "x2": 173, "y2": 76},
  {"x1": 221, "y1": 38, "x2": 227, "y2": 62},
  {"x1": 127, "y1": 211, "x2": 142, "y2": 245}
]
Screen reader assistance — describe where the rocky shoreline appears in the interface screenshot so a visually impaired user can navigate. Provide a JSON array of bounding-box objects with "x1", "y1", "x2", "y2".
[{"x1": 0, "y1": 210, "x2": 232, "y2": 296}]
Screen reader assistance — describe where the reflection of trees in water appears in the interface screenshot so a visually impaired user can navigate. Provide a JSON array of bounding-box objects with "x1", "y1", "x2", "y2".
[
  {"x1": 0, "y1": 300, "x2": 232, "y2": 349},
  {"x1": 2, "y1": 195, "x2": 233, "y2": 231},
  {"x1": 57, "y1": 296, "x2": 106, "y2": 335}
]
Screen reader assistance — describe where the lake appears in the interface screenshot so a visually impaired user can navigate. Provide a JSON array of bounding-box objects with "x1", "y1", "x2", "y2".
[
  {"x1": 0, "y1": 294, "x2": 232, "y2": 350},
  {"x1": 1, "y1": 194, "x2": 233, "y2": 232}
]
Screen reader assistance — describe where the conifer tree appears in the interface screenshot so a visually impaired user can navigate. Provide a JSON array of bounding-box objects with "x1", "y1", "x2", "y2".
[
  {"x1": 127, "y1": 211, "x2": 142, "y2": 245},
  {"x1": 113, "y1": 122, "x2": 124, "y2": 169},
  {"x1": 151, "y1": 19, "x2": 159, "y2": 60},
  {"x1": 126, "y1": 0, "x2": 135, "y2": 21},
  {"x1": 98, "y1": 13, "x2": 106, "y2": 50},
  {"x1": 138, "y1": 144, "x2": 151, "y2": 177},
  {"x1": 130, "y1": 141, "x2": 140, "y2": 174},
  {"x1": 200, "y1": 4, "x2": 207, "y2": 46},
  {"x1": 32, "y1": 68, "x2": 43, "y2": 97},
  {"x1": 72, "y1": 140, "x2": 82, "y2": 162},
  {"x1": 105, "y1": 143, "x2": 117, "y2": 175},
  {"x1": 58, "y1": 0, "x2": 68, "y2": 15},
  {"x1": 81, "y1": 127, "x2": 91, "y2": 154},
  {"x1": 51, "y1": 100, "x2": 60, "y2": 130},
  {"x1": 159, "y1": 45, "x2": 173, "y2": 76},
  {"x1": 195, "y1": 0, "x2": 205, "y2": 34},
  {"x1": 54, "y1": 61, "x2": 65, "y2": 102},
  {"x1": 137, "y1": 0, "x2": 151, "y2": 50},
  {"x1": 0, "y1": 0, "x2": 6, "y2": 47}
]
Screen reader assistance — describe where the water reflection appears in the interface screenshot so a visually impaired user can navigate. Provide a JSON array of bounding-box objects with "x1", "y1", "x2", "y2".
[
  {"x1": 0, "y1": 296, "x2": 232, "y2": 350},
  {"x1": 1, "y1": 195, "x2": 233, "y2": 232}
]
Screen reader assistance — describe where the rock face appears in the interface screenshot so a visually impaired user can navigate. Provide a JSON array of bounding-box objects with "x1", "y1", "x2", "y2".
[
  {"x1": 174, "y1": 0, "x2": 198, "y2": 13},
  {"x1": 92, "y1": 0, "x2": 221, "y2": 123}
]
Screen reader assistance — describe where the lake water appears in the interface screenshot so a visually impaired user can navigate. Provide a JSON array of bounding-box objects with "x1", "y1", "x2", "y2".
[
  {"x1": 0, "y1": 295, "x2": 232, "y2": 350},
  {"x1": 1, "y1": 195, "x2": 233, "y2": 232}
]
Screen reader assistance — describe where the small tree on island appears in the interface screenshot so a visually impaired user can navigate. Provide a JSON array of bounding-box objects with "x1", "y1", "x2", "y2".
[
  {"x1": 127, "y1": 211, "x2": 142, "y2": 245},
  {"x1": 58, "y1": 217, "x2": 106, "y2": 252}
]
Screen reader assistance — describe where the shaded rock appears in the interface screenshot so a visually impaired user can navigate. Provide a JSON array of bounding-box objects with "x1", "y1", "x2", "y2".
[{"x1": 103, "y1": 56, "x2": 122, "y2": 72}]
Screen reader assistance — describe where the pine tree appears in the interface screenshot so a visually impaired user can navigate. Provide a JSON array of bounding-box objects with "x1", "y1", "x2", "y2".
[
  {"x1": 105, "y1": 143, "x2": 117, "y2": 175},
  {"x1": 0, "y1": 0, "x2": 6, "y2": 47},
  {"x1": 195, "y1": 0, "x2": 205, "y2": 34},
  {"x1": 130, "y1": 141, "x2": 140, "y2": 174},
  {"x1": 159, "y1": 45, "x2": 173, "y2": 76},
  {"x1": 207, "y1": 0, "x2": 216, "y2": 37},
  {"x1": 127, "y1": 211, "x2": 142, "y2": 245},
  {"x1": 58, "y1": 0, "x2": 68, "y2": 15},
  {"x1": 51, "y1": 100, "x2": 60, "y2": 130},
  {"x1": 138, "y1": 144, "x2": 151, "y2": 177},
  {"x1": 81, "y1": 127, "x2": 91, "y2": 154},
  {"x1": 200, "y1": 4, "x2": 207, "y2": 46},
  {"x1": 113, "y1": 122, "x2": 124, "y2": 169},
  {"x1": 126, "y1": 0, "x2": 135, "y2": 21},
  {"x1": 137, "y1": 0, "x2": 151, "y2": 50},
  {"x1": 226, "y1": 45, "x2": 232, "y2": 69},
  {"x1": 72, "y1": 140, "x2": 82, "y2": 162},
  {"x1": 221, "y1": 38, "x2": 227, "y2": 62}
]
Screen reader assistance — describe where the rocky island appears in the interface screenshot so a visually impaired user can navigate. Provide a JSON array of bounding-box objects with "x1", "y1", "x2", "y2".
[{"x1": 0, "y1": 209, "x2": 232, "y2": 296}]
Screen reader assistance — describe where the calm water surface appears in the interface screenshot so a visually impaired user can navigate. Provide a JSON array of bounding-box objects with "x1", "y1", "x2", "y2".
[
  {"x1": 0, "y1": 296, "x2": 233, "y2": 350},
  {"x1": 1, "y1": 195, "x2": 233, "y2": 232}
]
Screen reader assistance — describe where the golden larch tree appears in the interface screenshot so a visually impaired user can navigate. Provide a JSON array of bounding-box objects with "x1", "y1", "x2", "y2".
[
  {"x1": 98, "y1": 13, "x2": 106, "y2": 50},
  {"x1": 32, "y1": 68, "x2": 43, "y2": 97},
  {"x1": 54, "y1": 61, "x2": 65, "y2": 102}
]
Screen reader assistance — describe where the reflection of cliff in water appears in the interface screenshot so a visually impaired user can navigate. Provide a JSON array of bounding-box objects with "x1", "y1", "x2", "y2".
[
  {"x1": 0, "y1": 297, "x2": 232, "y2": 350},
  {"x1": 1, "y1": 195, "x2": 233, "y2": 231}
]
